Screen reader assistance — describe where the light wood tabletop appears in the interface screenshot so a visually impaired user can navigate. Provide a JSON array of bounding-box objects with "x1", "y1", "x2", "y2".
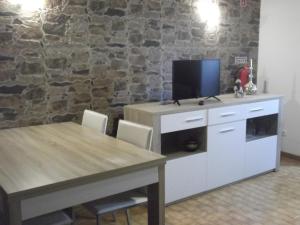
[
  {"x1": 0, "y1": 122, "x2": 166, "y2": 225},
  {"x1": 0, "y1": 122, "x2": 165, "y2": 198}
]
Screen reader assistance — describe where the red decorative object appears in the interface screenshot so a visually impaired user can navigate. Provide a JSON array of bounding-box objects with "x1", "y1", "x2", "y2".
[
  {"x1": 239, "y1": 65, "x2": 250, "y2": 89},
  {"x1": 240, "y1": 0, "x2": 247, "y2": 8}
]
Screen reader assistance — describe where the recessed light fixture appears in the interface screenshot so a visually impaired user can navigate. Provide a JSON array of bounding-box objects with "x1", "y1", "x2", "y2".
[
  {"x1": 9, "y1": 0, "x2": 45, "y2": 12},
  {"x1": 194, "y1": 0, "x2": 220, "y2": 31}
]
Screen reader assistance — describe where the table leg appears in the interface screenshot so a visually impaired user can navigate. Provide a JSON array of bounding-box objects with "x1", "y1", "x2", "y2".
[
  {"x1": 147, "y1": 165, "x2": 165, "y2": 225},
  {"x1": 0, "y1": 188, "x2": 9, "y2": 225},
  {"x1": 7, "y1": 197, "x2": 22, "y2": 225}
]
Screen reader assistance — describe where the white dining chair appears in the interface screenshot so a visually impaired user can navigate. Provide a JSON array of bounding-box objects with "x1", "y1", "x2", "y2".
[
  {"x1": 84, "y1": 120, "x2": 153, "y2": 225},
  {"x1": 116, "y1": 120, "x2": 153, "y2": 150},
  {"x1": 82, "y1": 110, "x2": 108, "y2": 134},
  {"x1": 23, "y1": 210, "x2": 74, "y2": 225}
]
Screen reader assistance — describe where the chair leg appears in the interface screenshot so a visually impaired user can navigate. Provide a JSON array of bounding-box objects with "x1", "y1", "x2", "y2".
[
  {"x1": 112, "y1": 212, "x2": 117, "y2": 222},
  {"x1": 125, "y1": 209, "x2": 131, "y2": 225},
  {"x1": 71, "y1": 209, "x2": 76, "y2": 225},
  {"x1": 64, "y1": 208, "x2": 75, "y2": 225},
  {"x1": 96, "y1": 215, "x2": 101, "y2": 225}
]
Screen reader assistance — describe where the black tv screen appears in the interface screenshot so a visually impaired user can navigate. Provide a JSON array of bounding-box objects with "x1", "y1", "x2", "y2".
[
  {"x1": 172, "y1": 60, "x2": 200, "y2": 101},
  {"x1": 172, "y1": 59, "x2": 220, "y2": 101},
  {"x1": 199, "y1": 59, "x2": 220, "y2": 97}
]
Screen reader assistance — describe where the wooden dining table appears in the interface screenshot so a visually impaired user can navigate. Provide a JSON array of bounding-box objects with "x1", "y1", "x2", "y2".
[{"x1": 0, "y1": 122, "x2": 166, "y2": 225}]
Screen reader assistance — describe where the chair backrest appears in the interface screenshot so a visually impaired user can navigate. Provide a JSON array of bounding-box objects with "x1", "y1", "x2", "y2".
[
  {"x1": 117, "y1": 120, "x2": 153, "y2": 150},
  {"x1": 82, "y1": 110, "x2": 108, "y2": 134}
]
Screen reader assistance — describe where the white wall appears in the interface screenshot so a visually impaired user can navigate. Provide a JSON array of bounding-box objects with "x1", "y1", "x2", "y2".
[{"x1": 258, "y1": 0, "x2": 300, "y2": 156}]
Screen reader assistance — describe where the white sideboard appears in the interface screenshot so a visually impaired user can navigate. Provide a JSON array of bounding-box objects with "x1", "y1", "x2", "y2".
[{"x1": 124, "y1": 94, "x2": 283, "y2": 204}]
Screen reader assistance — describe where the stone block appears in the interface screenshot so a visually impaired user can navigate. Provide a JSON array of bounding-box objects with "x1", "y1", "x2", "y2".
[
  {"x1": 177, "y1": 31, "x2": 191, "y2": 40},
  {"x1": 111, "y1": 59, "x2": 128, "y2": 70},
  {"x1": 16, "y1": 21, "x2": 43, "y2": 40},
  {"x1": 130, "y1": 83, "x2": 147, "y2": 93},
  {"x1": 72, "y1": 92, "x2": 91, "y2": 104},
  {"x1": 191, "y1": 28, "x2": 204, "y2": 38},
  {"x1": 0, "y1": 12, "x2": 17, "y2": 16},
  {"x1": 46, "y1": 0, "x2": 63, "y2": 8},
  {"x1": 89, "y1": 24, "x2": 106, "y2": 34},
  {"x1": 112, "y1": 20, "x2": 125, "y2": 31},
  {"x1": 20, "y1": 62, "x2": 44, "y2": 75},
  {"x1": 88, "y1": 0, "x2": 106, "y2": 14},
  {"x1": 143, "y1": 40, "x2": 160, "y2": 47},
  {"x1": 0, "y1": 69, "x2": 15, "y2": 81},
  {"x1": 51, "y1": 113, "x2": 77, "y2": 122},
  {"x1": 129, "y1": 31, "x2": 143, "y2": 46},
  {"x1": 45, "y1": 13, "x2": 70, "y2": 23},
  {"x1": 105, "y1": 8, "x2": 125, "y2": 17},
  {"x1": 129, "y1": 4, "x2": 143, "y2": 15},
  {"x1": 163, "y1": 7, "x2": 175, "y2": 17},
  {"x1": 23, "y1": 85, "x2": 46, "y2": 102},
  {"x1": 0, "y1": 32, "x2": 12, "y2": 42},
  {"x1": 110, "y1": 0, "x2": 127, "y2": 9},
  {"x1": 92, "y1": 86, "x2": 111, "y2": 97},
  {"x1": 48, "y1": 100, "x2": 68, "y2": 113},
  {"x1": 71, "y1": 50, "x2": 89, "y2": 63},
  {"x1": 0, "y1": 85, "x2": 26, "y2": 94},
  {"x1": 129, "y1": 55, "x2": 146, "y2": 66},
  {"x1": 43, "y1": 22, "x2": 66, "y2": 36},
  {"x1": 68, "y1": 0, "x2": 87, "y2": 6},
  {"x1": 45, "y1": 57, "x2": 68, "y2": 69},
  {"x1": 72, "y1": 68, "x2": 90, "y2": 75},
  {"x1": 0, "y1": 108, "x2": 17, "y2": 120},
  {"x1": 114, "y1": 79, "x2": 127, "y2": 92},
  {"x1": 0, "y1": 55, "x2": 14, "y2": 61},
  {"x1": 0, "y1": 95, "x2": 23, "y2": 108},
  {"x1": 147, "y1": 0, "x2": 161, "y2": 11},
  {"x1": 63, "y1": 6, "x2": 87, "y2": 15}
]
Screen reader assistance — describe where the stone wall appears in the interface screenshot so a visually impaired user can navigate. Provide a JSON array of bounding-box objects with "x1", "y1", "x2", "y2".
[{"x1": 0, "y1": 0, "x2": 260, "y2": 133}]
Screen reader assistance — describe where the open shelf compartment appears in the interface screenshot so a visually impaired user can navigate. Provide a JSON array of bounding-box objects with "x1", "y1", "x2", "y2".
[
  {"x1": 161, "y1": 127, "x2": 207, "y2": 159},
  {"x1": 246, "y1": 114, "x2": 278, "y2": 142}
]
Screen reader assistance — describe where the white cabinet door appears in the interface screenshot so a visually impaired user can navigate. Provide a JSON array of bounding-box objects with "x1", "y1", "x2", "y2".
[
  {"x1": 165, "y1": 153, "x2": 207, "y2": 204},
  {"x1": 245, "y1": 136, "x2": 277, "y2": 177},
  {"x1": 207, "y1": 121, "x2": 246, "y2": 190}
]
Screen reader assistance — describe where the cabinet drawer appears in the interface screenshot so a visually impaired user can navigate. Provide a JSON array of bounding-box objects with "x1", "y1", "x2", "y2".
[
  {"x1": 208, "y1": 105, "x2": 246, "y2": 125},
  {"x1": 165, "y1": 153, "x2": 207, "y2": 203},
  {"x1": 161, "y1": 110, "x2": 207, "y2": 133},
  {"x1": 246, "y1": 100, "x2": 279, "y2": 118}
]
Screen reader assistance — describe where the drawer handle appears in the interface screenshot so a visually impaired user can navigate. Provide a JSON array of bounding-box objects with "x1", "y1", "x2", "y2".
[
  {"x1": 185, "y1": 117, "x2": 204, "y2": 123},
  {"x1": 219, "y1": 128, "x2": 235, "y2": 133},
  {"x1": 250, "y1": 107, "x2": 264, "y2": 112},
  {"x1": 220, "y1": 112, "x2": 236, "y2": 117}
]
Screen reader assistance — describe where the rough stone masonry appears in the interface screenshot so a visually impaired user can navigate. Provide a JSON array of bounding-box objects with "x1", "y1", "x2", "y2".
[{"x1": 0, "y1": 0, "x2": 260, "y2": 133}]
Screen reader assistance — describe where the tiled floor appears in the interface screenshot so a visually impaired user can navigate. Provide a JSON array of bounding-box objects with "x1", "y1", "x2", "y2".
[{"x1": 76, "y1": 156, "x2": 300, "y2": 225}]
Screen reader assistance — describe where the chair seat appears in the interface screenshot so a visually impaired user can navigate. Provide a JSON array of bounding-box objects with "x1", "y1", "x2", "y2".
[
  {"x1": 23, "y1": 211, "x2": 73, "y2": 225},
  {"x1": 84, "y1": 191, "x2": 147, "y2": 215}
]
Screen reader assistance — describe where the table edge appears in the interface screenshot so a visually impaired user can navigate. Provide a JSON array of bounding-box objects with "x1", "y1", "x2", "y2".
[{"x1": 3, "y1": 158, "x2": 166, "y2": 200}]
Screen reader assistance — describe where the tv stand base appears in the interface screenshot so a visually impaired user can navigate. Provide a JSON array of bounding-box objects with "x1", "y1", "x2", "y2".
[
  {"x1": 173, "y1": 100, "x2": 181, "y2": 106},
  {"x1": 199, "y1": 96, "x2": 222, "y2": 105}
]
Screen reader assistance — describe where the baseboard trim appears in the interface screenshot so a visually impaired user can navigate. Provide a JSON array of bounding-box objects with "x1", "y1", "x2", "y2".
[{"x1": 281, "y1": 152, "x2": 300, "y2": 161}]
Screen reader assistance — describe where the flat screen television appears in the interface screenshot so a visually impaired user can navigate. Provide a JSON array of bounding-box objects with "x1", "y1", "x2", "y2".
[
  {"x1": 199, "y1": 59, "x2": 220, "y2": 98},
  {"x1": 172, "y1": 60, "x2": 200, "y2": 102},
  {"x1": 172, "y1": 59, "x2": 220, "y2": 104}
]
